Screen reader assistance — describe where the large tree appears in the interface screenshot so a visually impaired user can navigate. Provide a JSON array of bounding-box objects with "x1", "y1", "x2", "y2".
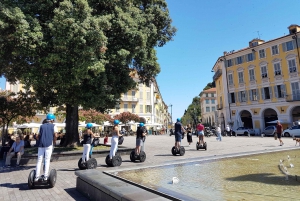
[
  {"x1": 0, "y1": 0, "x2": 176, "y2": 146},
  {"x1": 181, "y1": 96, "x2": 201, "y2": 127}
]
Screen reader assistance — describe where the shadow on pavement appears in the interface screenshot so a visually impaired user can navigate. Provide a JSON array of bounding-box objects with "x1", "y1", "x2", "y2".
[
  {"x1": 64, "y1": 187, "x2": 89, "y2": 201},
  {"x1": 0, "y1": 165, "x2": 36, "y2": 172}
]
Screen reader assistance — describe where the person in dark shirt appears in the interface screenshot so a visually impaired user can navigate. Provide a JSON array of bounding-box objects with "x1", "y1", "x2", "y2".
[
  {"x1": 174, "y1": 118, "x2": 185, "y2": 150},
  {"x1": 135, "y1": 123, "x2": 147, "y2": 155},
  {"x1": 34, "y1": 114, "x2": 57, "y2": 182},
  {"x1": 81, "y1": 123, "x2": 96, "y2": 163},
  {"x1": 276, "y1": 120, "x2": 284, "y2": 146}
]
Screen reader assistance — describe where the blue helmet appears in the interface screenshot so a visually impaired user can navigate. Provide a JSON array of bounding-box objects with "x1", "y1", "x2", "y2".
[
  {"x1": 86, "y1": 123, "x2": 93, "y2": 129},
  {"x1": 139, "y1": 122, "x2": 144, "y2": 127},
  {"x1": 177, "y1": 118, "x2": 181, "y2": 122},
  {"x1": 46, "y1": 113, "x2": 56, "y2": 121},
  {"x1": 114, "y1": 120, "x2": 120, "y2": 125}
]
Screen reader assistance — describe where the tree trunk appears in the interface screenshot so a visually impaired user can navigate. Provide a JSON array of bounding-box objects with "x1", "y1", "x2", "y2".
[
  {"x1": 64, "y1": 104, "x2": 79, "y2": 147},
  {"x1": 1, "y1": 125, "x2": 5, "y2": 146}
]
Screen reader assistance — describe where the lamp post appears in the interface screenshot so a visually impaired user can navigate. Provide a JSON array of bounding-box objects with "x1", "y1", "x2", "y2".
[{"x1": 169, "y1": 104, "x2": 173, "y2": 125}]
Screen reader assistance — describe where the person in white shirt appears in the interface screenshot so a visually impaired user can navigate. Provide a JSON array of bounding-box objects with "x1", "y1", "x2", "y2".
[
  {"x1": 5, "y1": 136, "x2": 24, "y2": 167},
  {"x1": 216, "y1": 124, "x2": 222, "y2": 141},
  {"x1": 225, "y1": 125, "x2": 231, "y2": 137}
]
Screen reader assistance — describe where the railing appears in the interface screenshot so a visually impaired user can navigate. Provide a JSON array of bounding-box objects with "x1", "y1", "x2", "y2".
[
  {"x1": 217, "y1": 104, "x2": 223, "y2": 110},
  {"x1": 286, "y1": 93, "x2": 300, "y2": 102},
  {"x1": 213, "y1": 69, "x2": 222, "y2": 81},
  {"x1": 121, "y1": 96, "x2": 138, "y2": 102}
]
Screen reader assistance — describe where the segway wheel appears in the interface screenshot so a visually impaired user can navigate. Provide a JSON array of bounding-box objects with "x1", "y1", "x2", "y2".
[
  {"x1": 130, "y1": 150, "x2": 136, "y2": 162},
  {"x1": 179, "y1": 146, "x2": 185, "y2": 156},
  {"x1": 171, "y1": 146, "x2": 176, "y2": 156},
  {"x1": 196, "y1": 142, "x2": 199, "y2": 150},
  {"x1": 204, "y1": 142, "x2": 207, "y2": 151},
  {"x1": 112, "y1": 155, "x2": 122, "y2": 167},
  {"x1": 28, "y1": 170, "x2": 35, "y2": 189},
  {"x1": 105, "y1": 155, "x2": 112, "y2": 167},
  {"x1": 87, "y1": 158, "x2": 97, "y2": 169},
  {"x1": 49, "y1": 169, "x2": 57, "y2": 188},
  {"x1": 78, "y1": 158, "x2": 87, "y2": 170},
  {"x1": 139, "y1": 151, "x2": 146, "y2": 162}
]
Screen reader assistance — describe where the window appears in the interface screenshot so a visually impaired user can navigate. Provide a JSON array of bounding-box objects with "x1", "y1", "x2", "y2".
[
  {"x1": 273, "y1": 85, "x2": 286, "y2": 98},
  {"x1": 291, "y1": 82, "x2": 300, "y2": 100},
  {"x1": 211, "y1": 93, "x2": 214, "y2": 97},
  {"x1": 237, "y1": 56, "x2": 243, "y2": 64},
  {"x1": 272, "y1": 45, "x2": 279, "y2": 55},
  {"x1": 132, "y1": 104, "x2": 135, "y2": 113},
  {"x1": 205, "y1": 93, "x2": 208, "y2": 97},
  {"x1": 146, "y1": 105, "x2": 151, "y2": 113},
  {"x1": 227, "y1": 59, "x2": 233, "y2": 67},
  {"x1": 132, "y1": 91, "x2": 135, "y2": 97},
  {"x1": 211, "y1": 99, "x2": 215, "y2": 104},
  {"x1": 140, "y1": 105, "x2": 143, "y2": 113},
  {"x1": 139, "y1": 91, "x2": 143, "y2": 99},
  {"x1": 238, "y1": 72, "x2": 244, "y2": 83},
  {"x1": 206, "y1": 107, "x2": 210, "y2": 112},
  {"x1": 228, "y1": 74, "x2": 233, "y2": 85},
  {"x1": 124, "y1": 92, "x2": 127, "y2": 98},
  {"x1": 274, "y1": 63, "x2": 281, "y2": 75},
  {"x1": 286, "y1": 41, "x2": 294, "y2": 51},
  {"x1": 124, "y1": 103, "x2": 128, "y2": 111},
  {"x1": 205, "y1": 99, "x2": 209, "y2": 104},
  {"x1": 249, "y1": 89, "x2": 258, "y2": 101},
  {"x1": 259, "y1": 49, "x2": 265, "y2": 58},
  {"x1": 249, "y1": 69, "x2": 255, "y2": 81},
  {"x1": 116, "y1": 104, "x2": 120, "y2": 112},
  {"x1": 239, "y1": 91, "x2": 247, "y2": 102},
  {"x1": 252, "y1": 41, "x2": 258, "y2": 47},
  {"x1": 146, "y1": 92, "x2": 150, "y2": 100},
  {"x1": 247, "y1": 53, "x2": 254, "y2": 61},
  {"x1": 261, "y1": 87, "x2": 272, "y2": 100},
  {"x1": 288, "y1": 59, "x2": 297, "y2": 73},
  {"x1": 228, "y1": 92, "x2": 235, "y2": 103},
  {"x1": 211, "y1": 106, "x2": 216, "y2": 111},
  {"x1": 261, "y1": 66, "x2": 268, "y2": 78}
]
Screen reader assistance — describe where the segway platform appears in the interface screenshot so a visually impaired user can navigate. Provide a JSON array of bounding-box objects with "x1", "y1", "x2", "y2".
[
  {"x1": 196, "y1": 142, "x2": 207, "y2": 150},
  {"x1": 130, "y1": 150, "x2": 146, "y2": 162},
  {"x1": 171, "y1": 146, "x2": 185, "y2": 156},
  {"x1": 78, "y1": 141, "x2": 98, "y2": 170},
  {"x1": 28, "y1": 169, "x2": 57, "y2": 189},
  {"x1": 105, "y1": 153, "x2": 122, "y2": 167}
]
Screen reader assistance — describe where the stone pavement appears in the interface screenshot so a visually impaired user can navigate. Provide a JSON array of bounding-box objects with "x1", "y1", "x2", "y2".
[{"x1": 0, "y1": 134, "x2": 299, "y2": 201}]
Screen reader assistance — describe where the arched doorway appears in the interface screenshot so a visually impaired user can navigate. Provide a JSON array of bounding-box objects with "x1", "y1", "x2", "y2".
[
  {"x1": 240, "y1": 110, "x2": 253, "y2": 128},
  {"x1": 291, "y1": 106, "x2": 300, "y2": 122},
  {"x1": 263, "y1": 108, "x2": 278, "y2": 127}
]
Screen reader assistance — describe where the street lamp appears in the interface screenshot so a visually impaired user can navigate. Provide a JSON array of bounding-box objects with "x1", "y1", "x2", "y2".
[{"x1": 169, "y1": 104, "x2": 173, "y2": 125}]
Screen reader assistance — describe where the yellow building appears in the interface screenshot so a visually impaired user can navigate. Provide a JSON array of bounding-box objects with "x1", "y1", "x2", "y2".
[{"x1": 212, "y1": 24, "x2": 300, "y2": 134}]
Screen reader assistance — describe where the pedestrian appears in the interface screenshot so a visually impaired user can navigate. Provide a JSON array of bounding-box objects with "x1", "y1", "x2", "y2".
[
  {"x1": 225, "y1": 124, "x2": 231, "y2": 137},
  {"x1": 186, "y1": 123, "x2": 193, "y2": 145},
  {"x1": 196, "y1": 121, "x2": 205, "y2": 145},
  {"x1": 216, "y1": 124, "x2": 222, "y2": 141},
  {"x1": 109, "y1": 120, "x2": 123, "y2": 161},
  {"x1": 276, "y1": 120, "x2": 284, "y2": 146},
  {"x1": 34, "y1": 113, "x2": 58, "y2": 181},
  {"x1": 174, "y1": 118, "x2": 185, "y2": 151},
  {"x1": 81, "y1": 123, "x2": 96, "y2": 164},
  {"x1": 135, "y1": 122, "x2": 147, "y2": 155}
]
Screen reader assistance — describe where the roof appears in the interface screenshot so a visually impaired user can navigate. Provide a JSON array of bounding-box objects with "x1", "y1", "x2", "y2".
[{"x1": 203, "y1": 88, "x2": 216, "y2": 93}]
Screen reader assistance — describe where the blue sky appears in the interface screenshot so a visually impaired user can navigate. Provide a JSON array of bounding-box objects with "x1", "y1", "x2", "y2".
[{"x1": 1, "y1": 0, "x2": 300, "y2": 122}]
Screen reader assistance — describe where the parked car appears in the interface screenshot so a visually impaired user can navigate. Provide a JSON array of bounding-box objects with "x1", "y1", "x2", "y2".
[
  {"x1": 283, "y1": 125, "x2": 300, "y2": 137},
  {"x1": 262, "y1": 126, "x2": 276, "y2": 136},
  {"x1": 232, "y1": 127, "x2": 255, "y2": 136}
]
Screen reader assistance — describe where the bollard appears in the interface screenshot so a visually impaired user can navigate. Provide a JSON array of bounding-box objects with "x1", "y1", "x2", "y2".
[{"x1": 248, "y1": 132, "x2": 250, "y2": 137}]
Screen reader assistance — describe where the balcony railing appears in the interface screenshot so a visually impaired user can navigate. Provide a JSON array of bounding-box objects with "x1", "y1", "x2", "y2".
[
  {"x1": 217, "y1": 104, "x2": 223, "y2": 110},
  {"x1": 286, "y1": 93, "x2": 300, "y2": 102},
  {"x1": 121, "y1": 96, "x2": 138, "y2": 102},
  {"x1": 213, "y1": 69, "x2": 222, "y2": 81}
]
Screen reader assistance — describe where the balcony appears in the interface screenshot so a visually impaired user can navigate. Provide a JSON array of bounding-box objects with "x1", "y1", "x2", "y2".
[
  {"x1": 217, "y1": 104, "x2": 223, "y2": 110},
  {"x1": 213, "y1": 69, "x2": 222, "y2": 81},
  {"x1": 286, "y1": 93, "x2": 300, "y2": 102},
  {"x1": 121, "y1": 96, "x2": 138, "y2": 102}
]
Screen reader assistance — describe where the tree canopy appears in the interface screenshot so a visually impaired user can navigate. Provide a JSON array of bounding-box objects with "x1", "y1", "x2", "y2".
[
  {"x1": 0, "y1": 0, "x2": 176, "y2": 146},
  {"x1": 181, "y1": 96, "x2": 201, "y2": 127}
]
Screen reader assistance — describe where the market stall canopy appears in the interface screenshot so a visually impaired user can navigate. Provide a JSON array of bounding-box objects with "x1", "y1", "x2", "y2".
[
  {"x1": 17, "y1": 123, "x2": 41, "y2": 129},
  {"x1": 54, "y1": 123, "x2": 66, "y2": 127},
  {"x1": 266, "y1": 120, "x2": 291, "y2": 124},
  {"x1": 78, "y1": 122, "x2": 102, "y2": 127}
]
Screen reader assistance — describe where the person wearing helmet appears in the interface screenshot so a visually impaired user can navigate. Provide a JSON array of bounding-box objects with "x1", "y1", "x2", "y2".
[
  {"x1": 135, "y1": 122, "x2": 147, "y2": 155},
  {"x1": 109, "y1": 120, "x2": 122, "y2": 160},
  {"x1": 34, "y1": 113, "x2": 58, "y2": 182},
  {"x1": 174, "y1": 118, "x2": 185, "y2": 150},
  {"x1": 81, "y1": 123, "x2": 96, "y2": 164}
]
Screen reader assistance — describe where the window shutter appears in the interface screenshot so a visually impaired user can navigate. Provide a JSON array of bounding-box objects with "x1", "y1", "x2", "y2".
[
  {"x1": 253, "y1": 52, "x2": 256, "y2": 60},
  {"x1": 244, "y1": 55, "x2": 248, "y2": 62},
  {"x1": 228, "y1": 93, "x2": 232, "y2": 104},
  {"x1": 281, "y1": 84, "x2": 286, "y2": 97},
  {"x1": 249, "y1": 90, "x2": 252, "y2": 101},
  {"x1": 238, "y1": 92, "x2": 241, "y2": 102},
  {"x1": 261, "y1": 88, "x2": 265, "y2": 100},
  {"x1": 245, "y1": 90, "x2": 248, "y2": 102},
  {"x1": 225, "y1": 60, "x2": 228, "y2": 68},
  {"x1": 231, "y1": 59, "x2": 235, "y2": 66},
  {"x1": 274, "y1": 86, "x2": 278, "y2": 98},
  {"x1": 282, "y1": 43, "x2": 287, "y2": 52},
  {"x1": 150, "y1": 105, "x2": 152, "y2": 113},
  {"x1": 297, "y1": 37, "x2": 300, "y2": 47},
  {"x1": 257, "y1": 89, "x2": 260, "y2": 100},
  {"x1": 269, "y1": 86, "x2": 273, "y2": 99},
  {"x1": 293, "y1": 40, "x2": 297, "y2": 50},
  {"x1": 235, "y1": 92, "x2": 239, "y2": 103}
]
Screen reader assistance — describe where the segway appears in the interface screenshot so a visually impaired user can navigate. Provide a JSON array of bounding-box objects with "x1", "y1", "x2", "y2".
[
  {"x1": 78, "y1": 138, "x2": 98, "y2": 170},
  {"x1": 196, "y1": 142, "x2": 207, "y2": 150},
  {"x1": 28, "y1": 169, "x2": 57, "y2": 189},
  {"x1": 105, "y1": 136, "x2": 124, "y2": 167},
  {"x1": 171, "y1": 146, "x2": 185, "y2": 156},
  {"x1": 130, "y1": 150, "x2": 146, "y2": 162}
]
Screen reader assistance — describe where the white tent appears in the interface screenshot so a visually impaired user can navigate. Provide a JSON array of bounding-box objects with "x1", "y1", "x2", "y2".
[
  {"x1": 266, "y1": 120, "x2": 290, "y2": 124},
  {"x1": 54, "y1": 122, "x2": 66, "y2": 127},
  {"x1": 17, "y1": 123, "x2": 41, "y2": 129}
]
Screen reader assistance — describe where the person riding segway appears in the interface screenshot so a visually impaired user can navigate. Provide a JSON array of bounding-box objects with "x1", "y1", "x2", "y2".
[
  {"x1": 171, "y1": 118, "x2": 186, "y2": 156},
  {"x1": 28, "y1": 114, "x2": 58, "y2": 189},
  {"x1": 105, "y1": 120, "x2": 123, "y2": 167},
  {"x1": 196, "y1": 121, "x2": 207, "y2": 150},
  {"x1": 130, "y1": 122, "x2": 147, "y2": 162},
  {"x1": 78, "y1": 123, "x2": 98, "y2": 170}
]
